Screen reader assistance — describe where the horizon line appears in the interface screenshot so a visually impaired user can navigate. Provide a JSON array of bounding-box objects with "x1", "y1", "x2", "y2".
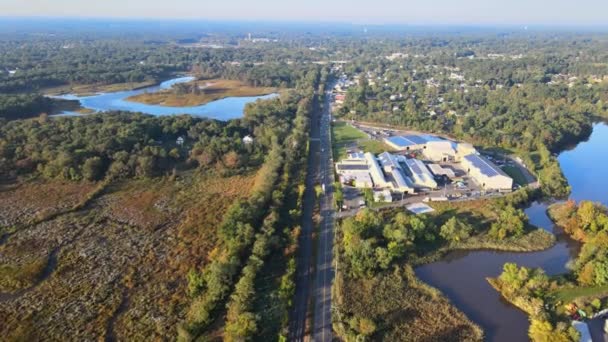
[{"x1": 1, "y1": 15, "x2": 608, "y2": 29}]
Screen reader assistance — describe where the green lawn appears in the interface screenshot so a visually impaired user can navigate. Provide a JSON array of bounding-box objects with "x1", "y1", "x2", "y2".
[
  {"x1": 552, "y1": 285, "x2": 608, "y2": 303},
  {"x1": 359, "y1": 140, "x2": 395, "y2": 155},
  {"x1": 331, "y1": 122, "x2": 393, "y2": 160},
  {"x1": 502, "y1": 165, "x2": 528, "y2": 185},
  {"x1": 332, "y1": 122, "x2": 367, "y2": 142}
]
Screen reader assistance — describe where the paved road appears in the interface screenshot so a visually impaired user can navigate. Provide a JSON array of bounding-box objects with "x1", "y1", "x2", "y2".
[
  {"x1": 289, "y1": 93, "x2": 321, "y2": 341},
  {"x1": 313, "y1": 91, "x2": 336, "y2": 342}
]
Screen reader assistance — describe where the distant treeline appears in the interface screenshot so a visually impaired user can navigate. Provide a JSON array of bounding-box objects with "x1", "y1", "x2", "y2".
[{"x1": 0, "y1": 39, "x2": 327, "y2": 93}]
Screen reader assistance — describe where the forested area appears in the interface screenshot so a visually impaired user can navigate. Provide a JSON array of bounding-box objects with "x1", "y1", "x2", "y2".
[
  {"x1": 0, "y1": 35, "x2": 330, "y2": 94},
  {"x1": 1, "y1": 111, "x2": 259, "y2": 181},
  {"x1": 0, "y1": 36, "x2": 327, "y2": 120},
  {"x1": 0, "y1": 93, "x2": 53, "y2": 120}
]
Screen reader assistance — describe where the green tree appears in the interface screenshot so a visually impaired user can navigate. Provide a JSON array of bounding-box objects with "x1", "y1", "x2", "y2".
[
  {"x1": 490, "y1": 205, "x2": 527, "y2": 239},
  {"x1": 224, "y1": 312, "x2": 258, "y2": 341},
  {"x1": 82, "y1": 156, "x2": 104, "y2": 181},
  {"x1": 440, "y1": 217, "x2": 473, "y2": 243}
]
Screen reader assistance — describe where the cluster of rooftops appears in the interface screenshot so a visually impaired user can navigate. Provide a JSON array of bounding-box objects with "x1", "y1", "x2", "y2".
[{"x1": 336, "y1": 132, "x2": 513, "y2": 193}]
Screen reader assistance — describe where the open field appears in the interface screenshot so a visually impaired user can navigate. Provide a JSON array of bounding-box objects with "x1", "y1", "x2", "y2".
[
  {"x1": 126, "y1": 79, "x2": 277, "y2": 107},
  {"x1": 331, "y1": 122, "x2": 394, "y2": 160},
  {"x1": 0, "y1": 171, "x2": 256, "y2": 340}
]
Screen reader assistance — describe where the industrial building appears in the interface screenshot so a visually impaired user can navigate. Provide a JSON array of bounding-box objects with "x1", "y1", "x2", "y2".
[
  {"x1": 335, "y1": 148, "x2": 519, "y2": 194},
  {"x1": 427, "y1": 163, "x2": 456, "y2": 178},
  {"x1": 378, "y1": 152, "x2": 416, "y2": 193},
  {"x1": 404, "y1": 158, "x2": 438, "y2": 189},
  {"x1": 339, "y1": 171, "x2": 373, "y2": 188},
  {"x1": 423, "y1": 141, "x2": 477, "y2": 162},
  {"x1": 365, "y1": 152, "x2": 392, "y2": 188},
  {"x1": 462, "y1": 154, "x2": 513, "y2": 190},
  {"x1": 423, "y1": 140, "x2": 457, "y2": 162},
  {"x1": 335, "y1": 151, "x2": 420, "y2": 193},
  {"x1": 335, "y1": 152, "x2": 374, "y2": 188},
  {"x1": 384, "y1": 135, "x2": 429, "y2": 151}
]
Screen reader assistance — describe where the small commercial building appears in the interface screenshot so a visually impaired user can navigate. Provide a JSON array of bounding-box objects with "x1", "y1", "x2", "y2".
[
  {"x1": 406, "y1": 202, "x2": 435, "y2": 215},
  {"x1": 374, "y1": 189, "x2": 393, "y2": 203},
  {"x1": 340, "y1": 171, "x2": 373, "y2": 188},
  {"x1": 404, "y1": 158, "x2": 438, "y2": 189},
  {"x1": 462, "y1": 154, "x2": 513, "y2": 190}
]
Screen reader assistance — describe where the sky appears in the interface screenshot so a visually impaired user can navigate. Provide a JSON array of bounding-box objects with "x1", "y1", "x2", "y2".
[{"x1": 1, "y1": 0, "x2": 608, "y2": 26}]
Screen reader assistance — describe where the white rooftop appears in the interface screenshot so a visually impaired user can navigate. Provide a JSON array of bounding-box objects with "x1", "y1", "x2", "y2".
[{"x1": 407, "y1": 202, "x2": 435, "y2": 215}]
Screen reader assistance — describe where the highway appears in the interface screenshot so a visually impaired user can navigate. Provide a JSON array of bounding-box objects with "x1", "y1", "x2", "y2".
[{"x1": 289, "y1": 89, "x2": 335, "y2": 342}]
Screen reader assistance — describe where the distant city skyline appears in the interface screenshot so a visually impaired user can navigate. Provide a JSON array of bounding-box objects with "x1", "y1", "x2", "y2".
[{"x1": 1, "y1": 0, "x2": 608, "y2": 26}]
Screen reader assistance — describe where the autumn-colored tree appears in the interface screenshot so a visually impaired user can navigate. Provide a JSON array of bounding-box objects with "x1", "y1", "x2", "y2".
[
  {"x1": 528, "y1": 320, "x2": 573, "y2": 342},
  {"x1": 223, "y1": 151, "x2": 241, "y2": 169}
]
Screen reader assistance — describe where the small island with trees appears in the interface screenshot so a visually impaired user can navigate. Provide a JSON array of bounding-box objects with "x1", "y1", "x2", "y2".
[{"x1": 126, "y1": 78, "x2": 277, "y2": 107}]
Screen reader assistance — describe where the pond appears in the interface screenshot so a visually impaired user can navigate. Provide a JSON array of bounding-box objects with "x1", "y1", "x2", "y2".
[
  {"x1": 415, "y1": 122, "x2": 608, "y2": 341},
  {"x1": 51, "y1": 76, "x2": 278, "y2": 120}
]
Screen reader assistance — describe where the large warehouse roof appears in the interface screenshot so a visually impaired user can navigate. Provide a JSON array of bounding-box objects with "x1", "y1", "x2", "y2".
[
  {"x1": 464, "y1": 154, "x2": 507, "y2": 177},
  {"x1": 406, "y1": 158, "x2": 427, "y2": 176},
  {"x1": 386, "y1": 136, "x2": 417, "y2": 147},
  {"x1": 419, "y1": 134, "x2": 446, "y2": 143},
  {"x1": 390, "y1": 168, "x2": 414, "y2": 190},
  {"x1": 403, "y1": 135, "x2": 428, "y2": 145},
  {"x1": 386, "y1": 134, "x2": 446, "y2": 148},
  {"x1": 336, "y1": 164, "x2": 370, "y2": 171},
  {"x1": 405, "y1": 158, "x2": 437, "y2": 188},
  {"x1": 378, "y1": 152, "x2": 399, "y2": 169}
]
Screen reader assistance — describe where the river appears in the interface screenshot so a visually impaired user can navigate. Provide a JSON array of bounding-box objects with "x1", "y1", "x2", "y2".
[
  {"x1": 415, "y1": 122, "x2": 608, "y2": 341},
  {"x1": 51, "y1": 76, "x2": 278, "y2": 120}
]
